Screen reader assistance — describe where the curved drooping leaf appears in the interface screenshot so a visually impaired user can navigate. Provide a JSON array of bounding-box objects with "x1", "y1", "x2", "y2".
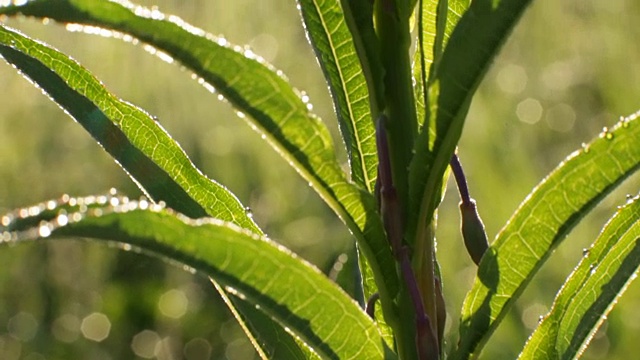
[
  {"x1": 297, "y1": 0, "x2": 378, "y2": 192},
  {"x1": 0, "y1": 23, "x2": 258, "y2": 231},
  {"x1": 0, "y1": 22, "x2": 302, "y2": 357},
  {"x1": 0, "y1": 0, "x2": 399, "y2": 305},
  {"x1": 408, "y1": 0, "x2": 533, "y2": 249},
  {"x1": 453, "y1": 113, "x2": 640, "y2": 359},
  {"x1": 0, "y1": 197, "x2": 395, "y2": 360},
  {"x1": 518, "y1": 195, "x2": 640, "y2": 360}
]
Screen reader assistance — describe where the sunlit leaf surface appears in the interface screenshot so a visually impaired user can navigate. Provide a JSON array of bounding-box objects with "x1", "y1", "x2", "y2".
[
  {"x1": 519, "y1": 195, "x2": 640, "y2": 360},
  {"x1": 0, "y1": 0, "x2": 399, "y2": 303},
  {"x1": 455, "y1": 113, "x2": 640, "y2": 359},
  {"x1": 0, "y1": 196, "x2": 395, "y2": 360},
  {"x1": 0, "y1": 23, "x2": 257, "y2": 230},
  {"x1": 297, "y1": 0, "x2": 378, "y2": 192}
]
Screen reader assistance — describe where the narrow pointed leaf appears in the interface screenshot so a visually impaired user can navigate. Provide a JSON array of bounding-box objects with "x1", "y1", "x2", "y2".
[
  {"x1": 0, "y1": 22, "x2": 303, "y2": 357},
  {"x1": 1, "y1": 198, "x2": 395, "y2": 360},
  {"x1": 414, "y1": 0, "x2": 470, "y2": 127},
  {"x1": 0, "y1": 24, "x2": 258, "y2": 231},
  {"x1": 408, "y1": 0, "x2": 533, "y2": 249},
  {"x1": 454, "y1": 113, "x2": 640, "y2": 359},
  {"x1": 297, "y1": 0, "x2": 378, "y2": 192},
  {"x1": 519, "y1": 196, "x2": 640, "y2": 360},
  {"x1": 0, "y1": 0, "x2": 399, "y2": 304}
]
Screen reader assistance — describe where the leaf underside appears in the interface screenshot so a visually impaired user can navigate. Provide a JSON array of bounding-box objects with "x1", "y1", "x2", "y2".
[
  {"x1": 1, "y1": 0, "x2": 401, "y2": 306},
  {"x1": 1, "y1": 197, "x2": 394, "y2": 360}
]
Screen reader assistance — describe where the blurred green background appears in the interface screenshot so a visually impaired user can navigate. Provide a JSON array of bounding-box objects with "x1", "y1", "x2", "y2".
[{"x1": 1, "y1": 0, "x2": 640, "y2": 359}]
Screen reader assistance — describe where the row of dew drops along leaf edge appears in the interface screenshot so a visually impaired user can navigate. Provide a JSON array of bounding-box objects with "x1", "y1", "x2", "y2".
[
  {"x1": 60, "y1": 8, "x2": 315, "y2": 112},
  {"x1": 579, "y1": 110, "x2": 638, "y2": 154},
  {"x1": 0, "y1": 188, "x2": 165, "y2": 243}
]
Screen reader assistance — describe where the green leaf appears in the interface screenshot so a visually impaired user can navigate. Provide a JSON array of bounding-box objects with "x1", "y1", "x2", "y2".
[
  {"x1": 0, "y1": 0, "x2": 399, "y2": 306},
  {"x1": 0, "y1": 23, "x2": 258, "y2": 231},
  {"x1": 408, "y1": 0, "x2": 533, "y2": 248},
  {"x1": 413, "y1": 0, "x2": 470, "y2": 127},
  {"x1": 518, "y1": 196, "x2": 640, "y2": 360},
  {"x1": 1, "y1": 197, "x2": 395, "y2": 360},
  {"x1": 0, "y1": 22, "x2": 298, "y2": 357},
  {"x1": 214, "y1": 282, "x2": 320, "y2": 360},
  {"x1": 454, "y1": 113, "x2": 640, "y2": 359},
  {"x1": 297, "y1": 0, "x2": 378, "y2": 192}
]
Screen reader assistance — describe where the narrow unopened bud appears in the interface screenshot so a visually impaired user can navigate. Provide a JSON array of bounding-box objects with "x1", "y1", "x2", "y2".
[{"x1": 460, "y1": 199, "x2": 489, "y2": 266}]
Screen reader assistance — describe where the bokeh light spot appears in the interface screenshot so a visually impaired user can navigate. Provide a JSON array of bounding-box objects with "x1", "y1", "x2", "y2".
[
  {"x1": 131, "y1": 330, "x2": 160, "y2": 359},
  {"x1": 158, "y1": 289, "x2": 188, "y2": 319},
  {"x1": 80, "y1": 312, "x2": 111, "y2": 342},
  {"x1": 516, "y1": 98, "x2": 543, "y2": 124}
]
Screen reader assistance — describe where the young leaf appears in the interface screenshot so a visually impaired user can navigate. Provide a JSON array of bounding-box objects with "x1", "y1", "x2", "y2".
[
  {"x1": 518, "y1": 195, "x2": 640, "y2": 359},
  {"x1": 454, "y1": 113, "x2": 640, "y2": 359},
  {"x1": 413, "y1": 0, "x2": 470, "y2": 127},
  {"x1": 0, "y1": 24, "x2": 257, "y2": 231},
  {"x1": 1, "y1": 198, "x2": 396, "y2": 360},
  {"x1": 408, "y1": 0, "x2": 533, "y2": 249},
  {"x1": 297, "y1": 0, "x2": 379, "y2": 192},
  {"x1": 0, "y1": 0, "x2": 400, "y2": 305}
]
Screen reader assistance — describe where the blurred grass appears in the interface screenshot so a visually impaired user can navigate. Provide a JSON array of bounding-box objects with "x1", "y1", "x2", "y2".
[{"x1": 0, "y1": 0, "x2": 639, "y2": 359}]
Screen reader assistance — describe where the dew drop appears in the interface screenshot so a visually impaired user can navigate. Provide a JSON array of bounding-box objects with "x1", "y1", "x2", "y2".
[
  {"x1": 1, "y1": 215, "x2": 11, "y2": 227},
  {"x1": 599, "y1": 127, "x2": 609, "y2": 138},
  {"x1": 582, "y1": 248, "x2": 590, "y2": 256},
  {"x1": 28, "y1": 205, "x2": 41, "y2": 216},
  {"x1": 182, "y1": 265, "x2": 196, "y2": 274},
  {"x1": 109, "y1": 197, "x2": 120, "y2": 207},
  {"x1": 56, "y1": 214, "x2": 68, "y2": 227},
  {"x1": 606, "y1": 132, "x2": 614, "y2": 140},
  {"x1": 122, "y1": 244, "x2": 132, "y2": 251},
  {"x1": 581, "y1": 142, "x2": 590, "y2": 153},
  {"x1": 244, "y1": 207, "x2": 253, "y2": 218},
  {"x1": 39, "y1": 223, "x2": 52, "y2": 237}
]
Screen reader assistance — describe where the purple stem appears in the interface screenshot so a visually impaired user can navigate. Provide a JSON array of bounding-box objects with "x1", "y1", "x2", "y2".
[
  {"x1": 450, "y1": 153, "x2": 471, "y2": 205},
  {"x1": 399, "y1": 247, "x2": 439, "y2": 359}
]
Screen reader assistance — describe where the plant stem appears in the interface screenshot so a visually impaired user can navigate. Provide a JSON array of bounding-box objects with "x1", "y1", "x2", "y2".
[
  {"x1": 375, "y1": 1, "x2": 418, "y2": 216},
  {"x1": 450, "y1": 153, "x2": 471, "y2": 204}
]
